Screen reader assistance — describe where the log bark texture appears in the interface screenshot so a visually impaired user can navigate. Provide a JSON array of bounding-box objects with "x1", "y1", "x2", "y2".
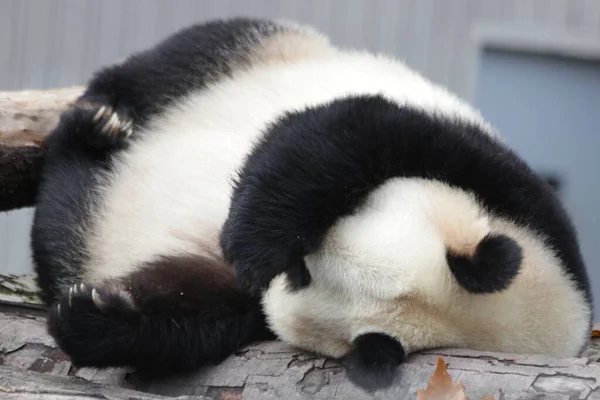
[
  {"x1": 0, "y1": 309, "x2": 599, "y2": 400},
  {"x1": 0, "y1": 87, "x2": 83, "y2": 212}
]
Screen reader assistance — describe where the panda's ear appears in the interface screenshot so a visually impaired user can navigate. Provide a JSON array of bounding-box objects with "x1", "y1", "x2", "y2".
[
  {"x1": 343, "y1": 332, "x2": 405, "y2": 391},
  {"x1": 446, "y1": 233, "x2": 523, "y2": 294}
]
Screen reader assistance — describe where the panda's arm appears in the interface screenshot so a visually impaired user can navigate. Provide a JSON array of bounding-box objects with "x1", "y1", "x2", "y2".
[
  {"x1": 220, "y1": 94, "x2": 552, "y2": 294},
  {"x1": 62, "y1": 18, "x2": 297, "y2": 152}
]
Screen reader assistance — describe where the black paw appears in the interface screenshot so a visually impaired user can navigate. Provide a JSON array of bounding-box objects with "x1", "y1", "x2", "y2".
[
  {"x1": 67, "y1": 97, "x2": 135, "y2": 151},
  {"x1": 447, "y1": 234, "x2": 523, "y2": 294},
  {"x1": 220, "y1": 212, "x2": 312, "y2": 295},
  {"x1": 48, "y1": 282, "x2": 139, "y2": 368}
]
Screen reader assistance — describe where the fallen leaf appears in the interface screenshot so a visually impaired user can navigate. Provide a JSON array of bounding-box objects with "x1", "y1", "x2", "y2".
[
  {"x1": 417, "y1": 358, "x2": 496, "y2": 400},
  {"x1": 417, "y1": 358, "x2": 470, "y2": 400}
]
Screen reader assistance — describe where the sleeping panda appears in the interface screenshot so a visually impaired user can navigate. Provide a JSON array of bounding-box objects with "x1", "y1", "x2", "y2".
[{"x1": 31, "y1": 17, "x2": 593, "y2": 391}]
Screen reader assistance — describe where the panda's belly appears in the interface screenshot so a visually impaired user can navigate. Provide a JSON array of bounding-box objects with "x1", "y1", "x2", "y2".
[{"x1": 81, "y1": 127, "x2": 242, "y2": 282}]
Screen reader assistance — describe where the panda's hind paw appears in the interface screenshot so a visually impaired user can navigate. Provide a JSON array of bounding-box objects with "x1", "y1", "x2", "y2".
[
  {"x1": 67, "y1": 98, "x2": 135, "y2": 151},
  {"x1": 91, "y1": 105, "x2": 134, "y2": 143}
]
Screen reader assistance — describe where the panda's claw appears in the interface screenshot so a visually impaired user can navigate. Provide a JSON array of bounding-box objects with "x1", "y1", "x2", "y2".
[
  {"x1": 101, "y1": 112, "x2": 119, "y2": 137},
  {"x1": 117, "y1": 290, "x2": 135, "y2": 309},
  {"x1": 91, "y1": 288, "x2": 106, "y2": 310},
  {"x1": 122, "y1": 119, "x2": 133, "y2": 131},
  {"x1": 57, "y1": 281, "x2": 137, "y2": 317},
  {"x1": 122, "y1": 120, "x2": 134, "y2": 139},
  {"x1": 92, "y1": 105, "x2": 108, "y2": 122}
]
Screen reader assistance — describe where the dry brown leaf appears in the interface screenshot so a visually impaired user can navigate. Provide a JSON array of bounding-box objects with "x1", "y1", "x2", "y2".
[
  {"x1": 592, "y1": 322, "x2": 600, "y2": 338},
  {"x1": 416, "y1": 358, "x2": 470, "y2": 400},
  {"x1": 416, "y1": 358, "x2": 496, "y2": 400}
]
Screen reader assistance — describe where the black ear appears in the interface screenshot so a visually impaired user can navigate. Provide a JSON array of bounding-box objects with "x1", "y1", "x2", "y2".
[
  {"x1": 447, "y1": 233, "x2": 523, "y2": 294},
  {"x1": 343, "y1": 332, "x2": 405, "y2": 391}
]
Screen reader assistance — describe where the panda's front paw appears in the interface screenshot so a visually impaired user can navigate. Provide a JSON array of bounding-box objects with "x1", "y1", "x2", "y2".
[
  {"x1": 50, "y1": 282, "x2": 137, "y2": 328},
  {"x1": 236, "y1": 251, "x2": 311, "y2": 295},
  {"x1": 220, "y1": 216, "x2": 312, "y2": 296},
  {"x1": 47, "y1": 281, "x2": 141, "y2": 368}
]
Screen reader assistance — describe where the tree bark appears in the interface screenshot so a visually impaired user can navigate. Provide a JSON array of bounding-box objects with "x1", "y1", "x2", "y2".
[
  {"x1": 0, "y1": 87, "x2": 83, "y2": 212},
  {"x1": 1, "y1": 309, "x2": 599, "y2": 400}
]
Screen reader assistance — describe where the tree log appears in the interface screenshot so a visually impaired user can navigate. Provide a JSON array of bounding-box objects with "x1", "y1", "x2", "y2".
[
  {"x1": 0, "y1": 309, "x2": 599, "y2": 400},
  {"x1": 0, "y1": 87, "x2": 83, "y2": 212}
]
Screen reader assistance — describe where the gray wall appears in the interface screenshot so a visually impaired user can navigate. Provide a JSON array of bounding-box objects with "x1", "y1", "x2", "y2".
[
  {"x1": 2, "y1": 0, "x2": 600, "y2": 97},
  {"x1": 1, "y1": 0, "x2": 599, "y2": 310}
]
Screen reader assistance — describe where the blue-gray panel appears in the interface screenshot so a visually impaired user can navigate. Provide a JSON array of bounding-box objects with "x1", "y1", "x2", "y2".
[{"x1": 475, "y1": 49, "x2": 600, "y2": 316}]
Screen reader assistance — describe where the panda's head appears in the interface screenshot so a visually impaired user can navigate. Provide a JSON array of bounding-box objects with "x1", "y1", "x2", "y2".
[{"x1": 260, "y1": 176, "x2": 584, "y2": 391}]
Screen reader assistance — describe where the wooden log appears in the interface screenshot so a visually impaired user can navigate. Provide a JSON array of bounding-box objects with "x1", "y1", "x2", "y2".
[
  {"x1": 0, "y1": 309, "x2": 599, "y2": 400},
  {"x1": 0, "y1": 87, "x2": 83, "y2": 212}
]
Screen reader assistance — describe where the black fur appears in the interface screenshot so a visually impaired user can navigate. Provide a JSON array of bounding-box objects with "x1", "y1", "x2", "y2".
[
  {"x1": 447, "y1": 234, "x2": 523, "y2": 294},
  {"x1": 31, "y1": 17, "x2": 290, "y2": 305},
  {"x1": 48, "y1": 255, "x2": 274, "y2": 374},
  {"x1": 221, "y1": 94, "x2": 591, "y2": 307},
  {"x1": 344, "y1": 333, "x2": 405, "y2": 391},
  {"x1": 31, "y1": 109, "x2": 111, "y2": 305}
]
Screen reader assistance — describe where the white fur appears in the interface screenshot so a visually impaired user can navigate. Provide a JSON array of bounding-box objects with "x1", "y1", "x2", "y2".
[{"x1": 263, "y1": 178, "x2": 591, "y2": 358}]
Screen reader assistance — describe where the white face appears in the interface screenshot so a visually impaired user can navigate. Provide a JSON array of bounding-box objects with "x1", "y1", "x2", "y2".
[{"x1": 261, "y1": 178, "x2": 591, "y2": 360}]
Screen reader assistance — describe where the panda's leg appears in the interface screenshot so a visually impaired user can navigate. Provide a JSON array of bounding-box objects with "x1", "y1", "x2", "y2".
[{"x1": 47, "y1": 254, "x2": 273, "y2": 374}]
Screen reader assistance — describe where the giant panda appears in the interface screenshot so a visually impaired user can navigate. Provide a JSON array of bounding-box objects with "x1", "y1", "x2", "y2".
[{"x1": 31, "y1": 17, "x2": 593, "y2": 391}]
